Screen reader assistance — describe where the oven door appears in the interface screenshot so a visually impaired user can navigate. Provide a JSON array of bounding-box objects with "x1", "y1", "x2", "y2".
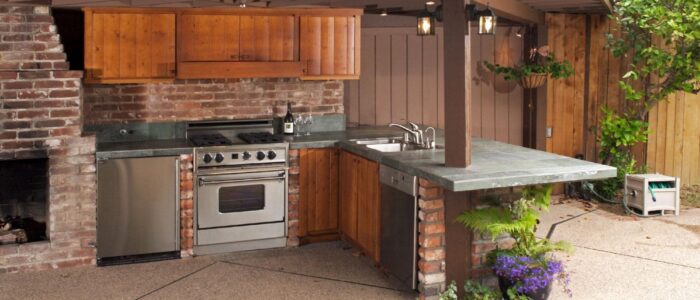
[{"x1": 197, "y1": 169, "x2": 286, "y2": 229}]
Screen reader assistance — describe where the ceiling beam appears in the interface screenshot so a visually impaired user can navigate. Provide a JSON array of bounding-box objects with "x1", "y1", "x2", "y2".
[{"x1": 473, "y1": 0, "x2": 544, "y2": 24}]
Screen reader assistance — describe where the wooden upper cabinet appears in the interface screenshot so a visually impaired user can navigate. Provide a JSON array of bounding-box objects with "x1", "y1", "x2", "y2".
[
  {"x1": 239, "y1": 15, "x2": 295, "y2": 62},
  {"x1": 178, "y1": 13, "x2": 295, "y2": 62},
  {"x1": 299, "y1": 13, "x2": 361, "y2": 80},
  {"x1": 179, "y1": 14, "x2": 240, "y2": 62},
  {"x1": 83, "y1": 8, "x2": 360, "y2": 82},
  {"x1": 83, "y1": 9, "x2": 176, "y2": 83},
  {"x1": 176, "y1": 10, "x2": 302, "y2": 79}
]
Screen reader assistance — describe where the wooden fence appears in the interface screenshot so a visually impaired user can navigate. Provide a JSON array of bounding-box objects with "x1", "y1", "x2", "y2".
[{"x1": 545, "y1": 13, "x2": 700, "y2": 186}]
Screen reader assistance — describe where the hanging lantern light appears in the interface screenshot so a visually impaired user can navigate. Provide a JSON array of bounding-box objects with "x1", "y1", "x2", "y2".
[
  {"x1": 466, "y1": 4, "x2": 498, "y2": 35},
  {"x1": 417, "y1": 6, "x2": 435, "y2": 36},
  {"x1": 478, "y1": 6, "x2": 497, "y2": 35}
]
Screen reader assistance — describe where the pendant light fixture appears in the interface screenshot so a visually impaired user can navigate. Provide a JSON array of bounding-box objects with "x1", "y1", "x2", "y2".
[
  {"x1": 417, "y1": 5, "x2": 436, "y2": 36},
  {"x1": 478, "y1": 6, "x2": 497, "y2": 35},
  {"x1": 466, "y1": 4, "x2": 497, "y2": 35}
]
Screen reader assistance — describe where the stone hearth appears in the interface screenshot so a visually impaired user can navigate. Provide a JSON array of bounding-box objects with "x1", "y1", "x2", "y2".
[{"x1": 0, "y1": 6, "x2": 96, "y2": 273}]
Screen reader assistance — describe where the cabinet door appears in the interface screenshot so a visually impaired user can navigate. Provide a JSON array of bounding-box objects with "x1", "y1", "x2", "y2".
[
  {"x1": 84, "y1": 10, "x2": 176, "y2": 83},
  {"x1": 299, "y1": 148, "x2": 340, "y2": 239},
  {"x1": 299, "y1": 15, "x2": 361, "y2": 79},
  {"x1": 179, "y1": 14, "x2": 240, "y2": 62},
  {"x1": 339, "y1": 151, "x2": 358, "y2": 241},
  {"x1": 356, "y1": 156, "x2": 381, "y2": 263},
  {"x1": 239, "y1": 15, "x2": 295, "y2": 62}
]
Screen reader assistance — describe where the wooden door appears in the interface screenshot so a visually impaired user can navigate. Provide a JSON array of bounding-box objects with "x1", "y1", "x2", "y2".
[
  {"x1": 299, "y1": 14, "x2": 361, "y2": 80},
  {"x1": 299, "y1": 148, "x2": 340, "y2": 242},
  {"x1": 179, "y1": 14, "x2": 240, "y2": 62},
  {"x1": 84, "y1": 9, "x2": 176, "y2": 83},
  {"x1": 238, "y1": 15, "x2": 295, "y2": 62},
  {"x1": 356, "y1": 156, "x2": 380, "y2": 263},
  {"x1": 339, "y1": 151, "x2": 358, "y2": 241}
]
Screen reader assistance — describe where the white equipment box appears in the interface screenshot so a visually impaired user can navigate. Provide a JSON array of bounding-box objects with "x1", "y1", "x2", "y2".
[{"x1": 625, "y1": 174, "x2": 680, "y2": 216}]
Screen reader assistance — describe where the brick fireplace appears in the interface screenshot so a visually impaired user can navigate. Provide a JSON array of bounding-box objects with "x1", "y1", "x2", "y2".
[{"x1": 0, "y1": 6, "x2": 97, "y2": 273}]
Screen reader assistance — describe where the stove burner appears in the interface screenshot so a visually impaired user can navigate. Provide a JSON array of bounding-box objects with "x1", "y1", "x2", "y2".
[
  {"x1": 190, "y1": 134, "x2": 233, "y2": 147},
  {"x1": 238, "y1": 132, "x2": 285, "y2": 144}
]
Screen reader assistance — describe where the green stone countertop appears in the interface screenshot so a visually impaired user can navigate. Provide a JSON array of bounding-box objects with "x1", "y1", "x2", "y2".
[
  {"x1": 288, "y1": 127, "x2": 617, "y2": 192},
  {"x1": 96, "y1": 139, "x2": 193, "y2": 159},
  {"x1": 95, "y1": 126, "x2": 616, "y2": 191}
]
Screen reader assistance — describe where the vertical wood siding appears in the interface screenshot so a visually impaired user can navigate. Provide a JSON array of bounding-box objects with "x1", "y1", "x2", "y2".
[
  {"x1": 346, "y1": 27, "x2": 524, "y2": 146},
  {"x1": 546, "y1": 13, "x2": 700, "y2": 186}
]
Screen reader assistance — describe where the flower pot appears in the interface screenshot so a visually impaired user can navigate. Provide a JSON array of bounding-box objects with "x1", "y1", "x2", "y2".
[
  {"x1": 520, "y1": 73, "x2": 548, "y2": 89},
  {"x1": 498, "y1": 276, "x2": 553, "y2": 300}
]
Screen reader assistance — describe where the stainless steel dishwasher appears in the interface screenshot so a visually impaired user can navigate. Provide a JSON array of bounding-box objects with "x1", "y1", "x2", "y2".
[
  {"x1": 97, "y1": 156, "x2": 180, "y2": 266},
  {"x1": 380, "y1": 165, "x2": 418, "y2": 291}
]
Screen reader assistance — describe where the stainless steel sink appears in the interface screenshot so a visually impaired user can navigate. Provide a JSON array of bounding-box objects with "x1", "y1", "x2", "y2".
[
  {"x1": 352, "y1": 138, "x2": 442, "y2": 152},
  {"x1": 351, "y1": 138, "x2": 403, "y2": 145},
  {"x1": 366, "y1": 142, "x2": 427, "y2": 152}
]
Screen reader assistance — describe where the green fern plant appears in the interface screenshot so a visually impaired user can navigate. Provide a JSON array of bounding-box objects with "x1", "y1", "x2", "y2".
[{"x1": 457, "y1": 185, "x2": 571, "y2": 258}]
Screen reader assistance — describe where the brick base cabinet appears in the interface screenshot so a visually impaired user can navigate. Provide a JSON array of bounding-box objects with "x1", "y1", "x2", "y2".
[
  {"x1": 417, "y1": 178, "x2": 519, "y2": 299},
  {"x1": 286, "y1": 149, "x2": 301, "y2": 247},
  {"x1": 0, "y1": 6, "x2": 97, "y2": 273},
  {"x1": 179, "y1": 154, "x2": 195, "y2": 256},
  {"x1": 417, "y1": 179, "x2": 447, "y2": 298}
]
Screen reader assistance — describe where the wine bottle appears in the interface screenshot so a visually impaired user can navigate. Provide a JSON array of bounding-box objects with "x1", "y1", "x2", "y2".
[{"x1": 284, "y1": 102, "x2": 294, "y2": 135}]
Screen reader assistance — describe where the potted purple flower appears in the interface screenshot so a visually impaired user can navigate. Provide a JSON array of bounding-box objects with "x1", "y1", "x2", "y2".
[{"x1": 457, "y1": 185, "x2": 572, "y2": 300}]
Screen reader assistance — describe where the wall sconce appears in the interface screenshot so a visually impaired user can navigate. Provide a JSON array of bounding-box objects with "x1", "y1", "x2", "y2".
[
  {"x1": 417, "y1": 6, "x2": 436, "y2": 36},
  {"x1": 466, "y1": 4, "x2": 497, "y2": 35}
]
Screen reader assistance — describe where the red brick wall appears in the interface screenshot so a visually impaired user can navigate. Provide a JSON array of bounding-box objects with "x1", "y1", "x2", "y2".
[
  {"x1": 179, "y1": 154, "x2": 194, "y2": 257},
  {"x1": 286, "y1": 149, "x2": 301, "y2": 247},
  {"x1": 417, "y1": 179, "x2": 447, "y2": 299},
  {"x1": 0, "y1": 6, "x2": 97, "y2": 273},
  {"x1": 82, "y1": 80, "x2": 344, "y2": 125}
]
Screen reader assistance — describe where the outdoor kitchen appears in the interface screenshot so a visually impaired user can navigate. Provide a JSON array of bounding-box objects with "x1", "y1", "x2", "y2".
[{"x1": 1, "y1": 1, "x2": 699, "y2": 299}]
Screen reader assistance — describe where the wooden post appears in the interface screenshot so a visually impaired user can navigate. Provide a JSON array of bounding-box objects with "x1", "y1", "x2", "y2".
[
  {"x1": 443, "y1": 0, "x2": 473, "y2": 294},
  {"x1": 443, "y1": 0, "x2": 471, "y2": 168}
]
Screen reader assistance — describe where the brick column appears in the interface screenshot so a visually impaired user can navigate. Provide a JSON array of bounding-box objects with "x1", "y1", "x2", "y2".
[
  {"x1": 286, "y1": 149, "x2": 300, "y2": 247},
  {"x1": 417, "y1": 178, "x2": 447, "y2": 299},
  {"x1": 179, "y1": 154, "x2": 194, "y2": 256}
]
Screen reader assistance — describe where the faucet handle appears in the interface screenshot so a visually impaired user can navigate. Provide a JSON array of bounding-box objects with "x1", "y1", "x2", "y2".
[
  {"x1": 403, "y1": 132, "x2": 411, "y2": 143},
  {"x1": 407, "y1": 121, "x2": 420, "y2": 131}
]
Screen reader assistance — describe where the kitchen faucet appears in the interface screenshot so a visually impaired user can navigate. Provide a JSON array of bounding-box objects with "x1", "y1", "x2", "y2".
[
  {"x1": 389, "y1": 123, "x2": 422, "y2": 144},
  {"x1": 388, "y1": 122, "x2": 436, "y2": 149}
]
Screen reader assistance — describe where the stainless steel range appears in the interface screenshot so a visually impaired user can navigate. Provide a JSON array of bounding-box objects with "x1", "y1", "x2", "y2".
[{"x1": 187, "y1": 119, "x2": 288, "y2": 254}]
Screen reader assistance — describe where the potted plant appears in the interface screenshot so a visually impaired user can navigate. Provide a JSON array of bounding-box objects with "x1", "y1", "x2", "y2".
[
  {"x1": 483, "y1": 46, "x2": 574, "y2": 89},
  {"x1": 456, "y1": 185, "x2": 572, "y2": 300}
]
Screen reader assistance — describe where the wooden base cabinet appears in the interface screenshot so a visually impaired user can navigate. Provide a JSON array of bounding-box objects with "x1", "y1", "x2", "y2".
[
  {"x1": 298, "y1": 148, "x2": 340, "y2": 243},
  {"x1": 339, "y1": 150, "x2": 380, "y2": 263}
]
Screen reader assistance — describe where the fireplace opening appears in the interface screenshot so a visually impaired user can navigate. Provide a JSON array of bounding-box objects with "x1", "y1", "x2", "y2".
[{"x1": 0, "y1": 158, "x2": 49, "y2": 245}]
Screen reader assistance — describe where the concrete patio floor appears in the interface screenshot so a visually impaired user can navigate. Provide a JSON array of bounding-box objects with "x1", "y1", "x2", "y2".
[
  {"x1": 538, "y1": 199, "x2": 700, "y2": 300},
  {"x1": 0, "y1": 242, "x2": 415, "y2": 300},
  {"x1": 2, "y1": 200, "x2": 700, "y2": 300}
]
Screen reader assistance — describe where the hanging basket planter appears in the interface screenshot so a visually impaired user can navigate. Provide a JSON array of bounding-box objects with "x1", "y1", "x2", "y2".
[{"x1": 520, "y1": 73, "x2": 548, "y2": 89}]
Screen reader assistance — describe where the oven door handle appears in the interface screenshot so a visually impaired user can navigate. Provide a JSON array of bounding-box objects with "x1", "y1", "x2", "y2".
[{"x1": 198, "y1": 176, "x2": 285, "y2": 187}]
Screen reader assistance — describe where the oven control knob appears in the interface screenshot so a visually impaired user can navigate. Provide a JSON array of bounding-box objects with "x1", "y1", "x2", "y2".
[
  {"x1": 215, "y1": 153, "x2": 225, "y2": 163},
  {"x1": 203, "y1": 153, "x2": 213, "y2": 164},
  {"x1": 256, "y1": 151, "x2": 266, "y2": 161},
  {"x1": 242, "y1": 151, "x2": 251, "y2": 160},
  {"x1": 267, "y1": 151, "x2": 277, "y2": 160}
]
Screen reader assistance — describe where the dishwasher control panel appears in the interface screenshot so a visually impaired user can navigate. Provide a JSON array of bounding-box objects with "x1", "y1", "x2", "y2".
[{"x1": 379, "y1": 165, "x2": 417, "y2": 196}]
